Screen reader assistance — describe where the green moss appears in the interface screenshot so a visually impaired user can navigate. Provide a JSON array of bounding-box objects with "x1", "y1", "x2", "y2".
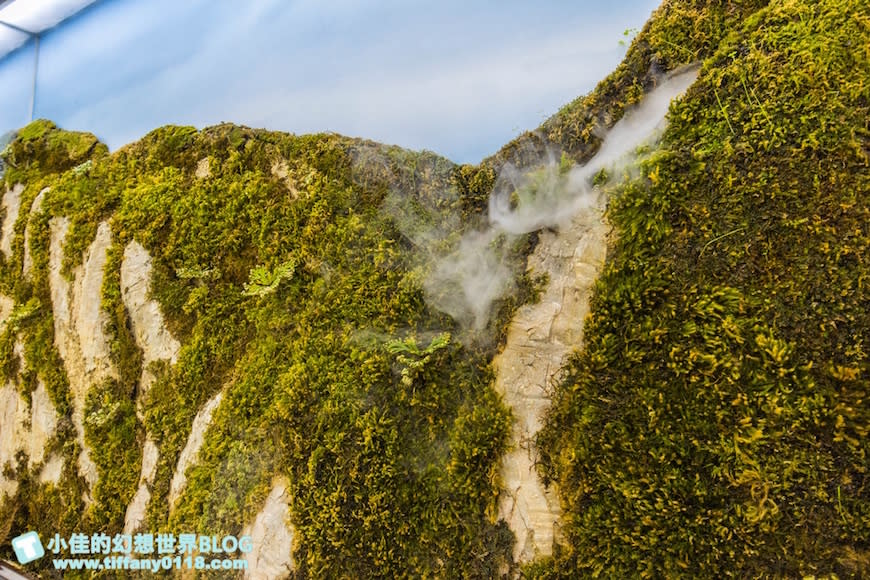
[
  {"x1": 540, "y1": 0, "x2": 870, "y2": 576},
  {"x1": 490, "y1": 0, "x2": 771, "y2": 169},
  {"x1": 2, "y1": 114, "x2": 518, "y2": 576},
  {"x1": 1, "y1": 0, "x2": 866, "y2": 576},
  {"x1": 3, "y1": 119, "x2": 104, "y2": 182},
  {"x1": 84, "y1": 378, "x2": 142, "y2": 529},
  {"x1": 16, "y1": 119, "x2": 55, "y2": 141}
]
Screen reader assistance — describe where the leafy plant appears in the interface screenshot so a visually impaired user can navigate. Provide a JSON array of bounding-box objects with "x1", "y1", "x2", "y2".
[
  {"x1": 241, "y1": 259, "x2": 296, "y2": 297},
  {"x1": 385, "y1": 332, "x2": 451, "y2": 387}
]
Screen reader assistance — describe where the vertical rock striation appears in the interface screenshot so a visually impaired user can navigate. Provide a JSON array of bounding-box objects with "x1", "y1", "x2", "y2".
[
  {"x1": 120, "y1": 240, "x2": 181, "y2": 533},
  {"x1": 496, "y1": 200, "x2": 609, "y2": 563},
  {"x1": 48, "y1": 218, "x2": 116, "y2": 502},
  {"x1": 168, "y1": 391, "x2": 224, "y2": 508},
  {"x1": 243, "y1": 478, "x2": 295, "y2": 580},
  {"x1": 0, "y1": 183, "x2": 23, "y2": 259}
]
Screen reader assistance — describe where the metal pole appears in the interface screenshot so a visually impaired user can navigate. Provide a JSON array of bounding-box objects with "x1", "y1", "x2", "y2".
[
  {"x1": 0, "y1": 19, "x2": 34, "y2": 35},
  {"x1": 29, "y1": 34, "x2": 39, "y2": 121},
  {"x1": 0, "y1": 19, "x2": 39, "y2": 122}
]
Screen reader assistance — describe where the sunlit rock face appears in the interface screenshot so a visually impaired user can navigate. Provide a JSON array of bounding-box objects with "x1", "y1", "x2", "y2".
[
  {"x1": 493, "y1": 67, "x2": 698, "y2": 564},
  {"x1": 243, "y1": 479, "x2": 295, "y2": 580},
  {"x1": 120, "y1": 240, "x2": 181, "y2": 534},
  {"x1": 495, "y1": 200, "x2": 608, "y2": 562},
  {"x1": 1, "y1": 183, "x2": 23, "y2": 259}
]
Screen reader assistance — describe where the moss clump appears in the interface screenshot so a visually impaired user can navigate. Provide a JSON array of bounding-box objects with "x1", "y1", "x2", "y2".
[
  {"x1": 539, "y1": 0, "x2": 870, "y2": 576},
  {"x1": 4, "y1": 119, "x2": 105, "y2": 179},
  {"x1": 84, "y1": 378, "x2": 142, "y2": 530}
]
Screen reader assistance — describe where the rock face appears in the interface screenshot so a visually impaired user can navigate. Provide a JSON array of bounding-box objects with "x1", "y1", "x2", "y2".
[
  {"x1": 0, "y1": 378, "x2": 60, "y2": 498},
  {"x1": 39, "y1": 453, "x2": 64, "y2": 484},
  {"x1": 73, "y1": 223, "x2": 116, "y2": 374},
  {"x1": 120, "y1": 240, "x2": 180, "y2": 391},
  {"x1": 0, "y1": 382, "x2": 28, "y2": 498},
  {"x1": 495, "y1": 199, "x2": 608, "y2": 562},
  {"x1": 0, "y1": 294, "x2": 12, "y2": 326},
  {"x1": 123, "y1": 436, "x2": 159, "y2": 534},
  {"x1": 48, "y1": 218, "x2": 116, "y2": 500},
  {"x1": 493, "y1": 67, "x2": 698, "y2": 564},
  {"x1": 195, "y1": 157, "x2": 210, "y2": 179},
  {"x1": 27, "y1": 380, "x2": 58, "y2": 467},
  {"x1": 243, "y1": 479, "x2": 295, "y2": 580},
  {"x1": 0, "y1": 182, "x2": 23, "y2": 258},
  {"x1": 169, "y1": 391, "x2": 223, "y2": 507},
  {"x1": 120, "y1": 240, "x2": 181, "y2": 533}
]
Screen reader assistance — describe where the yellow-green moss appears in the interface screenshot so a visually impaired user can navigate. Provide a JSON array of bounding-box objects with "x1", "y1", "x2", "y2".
[
  {"x1": 539, "y1": 0, "x2": 870, "y2": 576},
  {"x1": 1, "y1": 119, "x2": 517, "y2": 576}
]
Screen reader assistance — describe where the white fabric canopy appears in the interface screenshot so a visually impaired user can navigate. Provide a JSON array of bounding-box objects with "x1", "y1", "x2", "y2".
[{"x1": 0, "y1": 0, "x2": 97, "y2": 60}]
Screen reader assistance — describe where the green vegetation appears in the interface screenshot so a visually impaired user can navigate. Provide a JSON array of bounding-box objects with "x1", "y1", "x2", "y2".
[
  {"x1": 242, "y1": 259, "x2": 297, "y2": 297},
  {"x1": 494, "y1": 0, "x2": 775, "y2": 170},
  {"x1": 539, "y1": 0, "x2": 870, "y2": 576},
  {"x1": 1, "y1": 123, "x2": 518, "y2": 576}
]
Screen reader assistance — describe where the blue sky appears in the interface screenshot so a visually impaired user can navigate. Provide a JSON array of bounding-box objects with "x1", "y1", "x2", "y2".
[{"x1": 0, "y1": 0, "x2": 661, "y2": 163}]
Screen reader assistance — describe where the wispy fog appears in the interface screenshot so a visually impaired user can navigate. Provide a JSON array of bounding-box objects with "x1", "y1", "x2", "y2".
[{"x1": 405, "y1": 66, "x2": 699, "y2": 330}]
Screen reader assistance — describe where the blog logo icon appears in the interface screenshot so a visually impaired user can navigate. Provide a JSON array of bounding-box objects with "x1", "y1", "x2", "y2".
[{"x1": 11, "y1": 531, "x2": 45, "y2": 564}]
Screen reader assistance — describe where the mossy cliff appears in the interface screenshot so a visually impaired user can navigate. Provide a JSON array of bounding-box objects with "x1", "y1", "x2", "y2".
[
  {"x1": 0, "y1": 0, "x2": 868, "y2": 577},
  {"x1": 538, "y1": 0, "x2": 870, "y2": 577},
  {"x1": 0, "y1": 120, "x2": 522, "y2": 578}
]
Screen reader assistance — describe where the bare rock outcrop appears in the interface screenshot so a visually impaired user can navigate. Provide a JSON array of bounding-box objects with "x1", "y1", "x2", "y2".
[
  {"x1": 39, "y1": 453, "x2": 64, "y2": 484},
  {"x1": 243, "y1": 478, "x2": 295, "y2": 580},
  {"x1": 0, "y1": 294, "x2": 13, "y2": 327},
  {"x1": 27, "y1": 380, "x2": 58, "y2": 467},
  {"x1": 0, "y1": 378, "x2": 60, "y2": 497},
  {"x1": 169, "y1": 391, "x2": 223, "y2": 507},
  {"x1": 123, "y1": 436, "x2": 159, "y2": 534},
  {"x1": 494, "y1": 67, "x2": 699, "y2": 564},
  {"x1": 120, "y1": 240, "x2": 181, "y2": 532},
  {"x1": 0, "y1": 182, "x2": 23, "y2": 258},
  {"x1": 0, "y1": 382, "x2": 28, "y2": 498},
  {"x1": 194, "y1": 157, "x2": 211, "y2": 179},
  {"x1": 495, "y1": 200, "x2": 608, "y2": 563},
  {"x1": 120, "y1": 240, "x2": 180, "y2": 392},
  {"x1": 48, "y1": 218, "x2": 116, "y2": 500}
]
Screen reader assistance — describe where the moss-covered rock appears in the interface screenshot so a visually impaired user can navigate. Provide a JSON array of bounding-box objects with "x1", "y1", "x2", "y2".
[
  {"x1": 539, "y1": 0, "x2": 870, "y2": 576},
  {"x1": 1, "y1": 0, "x2": 867, "y2": 577},
  {"x1": 0, "y1": 122, "x2": 519, "y2": 577}
]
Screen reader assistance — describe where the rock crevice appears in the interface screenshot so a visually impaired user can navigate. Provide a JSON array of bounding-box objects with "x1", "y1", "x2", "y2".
[
  {"x1": 495, "y1": 200, "x2": 608, "y2": 563},
  {"x1": 48, "y1": 218, "x2": 116, "y2": 501},
  {"x1": 119, "y1": 240, "x2": 181, "y2": 533}
]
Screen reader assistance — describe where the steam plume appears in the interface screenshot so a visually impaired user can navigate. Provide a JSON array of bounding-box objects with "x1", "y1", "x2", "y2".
[{"x1": 395, "y1": 66, "x2": 699, "y2": 330}]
